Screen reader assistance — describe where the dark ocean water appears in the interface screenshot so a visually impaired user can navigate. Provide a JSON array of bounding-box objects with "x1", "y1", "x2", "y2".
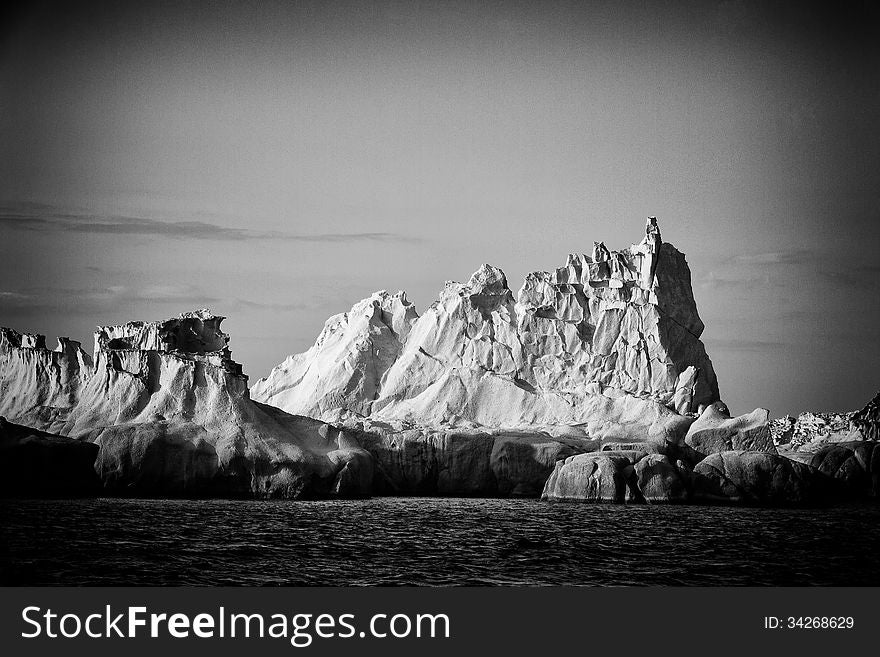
[{"x1": 2, "y1": 498, "x2": 880, "y2": 586}]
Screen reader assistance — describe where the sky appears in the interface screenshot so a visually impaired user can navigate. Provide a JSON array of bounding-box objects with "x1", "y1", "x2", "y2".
[{"x1": 1, "y1": 0, "x2": 878, "y2": 416}]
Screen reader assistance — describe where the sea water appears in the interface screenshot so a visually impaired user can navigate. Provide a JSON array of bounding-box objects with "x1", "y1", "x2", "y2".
[{"x1": 2, "y1": 498, "x2": 879, "y2": 586}]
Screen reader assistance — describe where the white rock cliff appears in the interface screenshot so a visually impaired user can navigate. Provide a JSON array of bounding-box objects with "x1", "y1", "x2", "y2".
[
  {"x1": 254, "y1": 218, "x2": 719, "y2": 440},
  {"x1": 0, "y1": 310, "x2": 372, "y2": 498}
]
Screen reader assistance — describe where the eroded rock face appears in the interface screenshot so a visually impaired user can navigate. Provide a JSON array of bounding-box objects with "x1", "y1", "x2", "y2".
[
  {"x1": 0, "y1": 328, "x2": 93, "y2": 431},
  {"x1": 800, "y1": 441, "x2": 880, "y2": 499},
  {"x1": 684, "y1": 403, "x2": 776, "y2": 459},
  {"x1": 0, "y1": 416, "x2": 100, "y2": 497},
  {"x1": 253, "y1": 218, "x2": 719, "y2": 441},
  {"x1": 540, "y1": 450, "x2": 689, "y2": 503},
  {"x1": 770, "y1": 392, "x2": 878, "y2": 453},
  {"x1": 691, "y1": 451, "x2": 836, "y2": 505},
  {"x1": 351, "y1": 421, "x2": 597, "y2": 496},
  {"x1": 852, "y1": 392, "x2": 880, "y2": 441},
  {"x1": 0, "y1": 310, "x2": 372, "y2": 499},
  {"x1": 251, "y1": 291, "x2": 417, "y2": 421}
]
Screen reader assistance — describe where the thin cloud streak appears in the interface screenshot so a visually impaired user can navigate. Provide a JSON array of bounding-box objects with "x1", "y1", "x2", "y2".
[
  {"x1": 727, "y1": 248, "x2": 815, "y2": 265},
  {"x1": 0, "y1": 283, "x2": 342, "y2": 324},
  {"x1": 0, "y1": 203, "x2": 422, "y2": 244}
]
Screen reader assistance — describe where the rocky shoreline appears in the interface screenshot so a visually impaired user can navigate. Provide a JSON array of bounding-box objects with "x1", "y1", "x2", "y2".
[{"x1": 1, "y1": 218, "x2": 876, "y2": 504}]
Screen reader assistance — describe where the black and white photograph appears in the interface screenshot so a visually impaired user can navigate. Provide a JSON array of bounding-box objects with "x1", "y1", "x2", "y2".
[{"x1": 1, "y1": 0, "x2": 879, "y2": 624}]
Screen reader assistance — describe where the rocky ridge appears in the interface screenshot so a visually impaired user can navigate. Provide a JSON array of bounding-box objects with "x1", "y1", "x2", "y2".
[
  {"x1": 254, "y1": 218, "x2": 719, "y2": 441},
  {"x1": 1, "y1": 218, "x2": 876, "y2": 504},
  {"x1": 0, "y1": 310, "x2": 371, "y2": 498}
]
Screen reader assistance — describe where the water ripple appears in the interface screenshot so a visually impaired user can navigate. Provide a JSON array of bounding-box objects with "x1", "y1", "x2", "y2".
[{"x1": 2, "y1": 498, "x2": 880, "y2": 586}]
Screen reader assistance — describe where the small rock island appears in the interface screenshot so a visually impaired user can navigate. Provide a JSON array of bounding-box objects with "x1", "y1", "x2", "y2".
[{"x1": 1, "y1": 218, "x2": 877, "y2": 503}]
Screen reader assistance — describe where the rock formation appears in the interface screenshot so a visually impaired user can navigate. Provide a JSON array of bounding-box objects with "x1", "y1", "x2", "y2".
[
  {"x1": 2, "y1": 217, "x2": 875, "y2": 506},
  {"x1": 786, "y1": 441, "x2": 880, "y2": 499},
  {"x1": 0, "y1": 310, "x2": 372, "y2": 498},
  {"x1": 771, "y1": 391, "x2": 879, "y2": 454},
  {"x1": 684, "y1": 402, "x2": 776, "y2": 458},
  {"x1": 254, "y1": 218, "x2": 719, "y2": 442},
  {"x1": 249, "y1": 291, "x2": 417, "y2": 422},
  {"x1": 689, "y1": 451, "x2": 838, "y2": 506},
  {"x1": 541, "y1": 450, "x2": 690, "y2": 503},
  {"x1": 0, "y1": 416, "x2": 100, "y2": 497},
  {"x1": 350, "y1": 422, "x2": 598, "y2": 497},
  {"x1": 0, "y1": 327, "x2": 92, "y2": 431},
  {"x1": 852, "y1": 391, "x2": 880, "y2": 441}
]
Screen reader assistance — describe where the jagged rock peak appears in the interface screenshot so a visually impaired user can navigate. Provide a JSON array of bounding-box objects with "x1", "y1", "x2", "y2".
[
  {"x1": 95, "y1": 308, "x2": 228, "y2": 355},
  {"x1": 249, "y1": 291, "x2": 420, "y2": 421},
  {"x1": 851, "y1": 390, "x2": 880, "y2": 441},
  {"x1": 0, "y1": 327, "x2": 90, "y2": 359},
  {"x1": 94, "y1": 308, "x2": 243, "y2": 378},
  {"x1": 466, "y1": 264, "x2": 510, "y2": 295},
  {"x1": 254, "y1": 216, "x2": 720, "y2": 427},
  {"x1": 0, "y1": 326, "x2": 94, "y2": 431}
]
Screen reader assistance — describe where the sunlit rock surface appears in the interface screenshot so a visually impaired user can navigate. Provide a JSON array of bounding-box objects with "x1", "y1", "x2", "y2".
[
  {"x1": 772, "y1": 392, "x2": 879, "y2": 454},
  {"x1": 540, "y1": 450, "x2": 690, "y2": 503},
  {"x1": 684, "y1": 402, "x2": 776, "y2": 458},
  {"x1": 2, "y1": 216, "x2": 876, "y2": 505},
  {"x1": 0, "y1": 327, "x2": 93, "y2": 431},
  {"x1": 0, "y1": 310, "x2": 371, "y2": 498},
  {"x1": 250, "y1": 291, "x2": 417, "y2": 422},
  {"x1": 254, "y1": 218, "x2": 719, "y2": 440}
]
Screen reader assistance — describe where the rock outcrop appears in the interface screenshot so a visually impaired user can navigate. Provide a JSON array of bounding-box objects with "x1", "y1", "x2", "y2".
[
  {"x1": 2, "y1": 216, "x2": 875, "y2": 506},
  {"x1": 351, "y1": 421, "x2": 597, "y2": 497},
  {"x1": 250, "y1": 291, "x2": 417, "y2": 422},
  {"x1": 0, "y1": 327, "x2": 92, "y2": 431},
  {"x1": 0, "y1": 416, "x2": 100, "y2": 497},
  {"x1": 0, "y1": 310, "x2": 372, "y2": 498},
  {"x1": 852, "y1": 391, "x2": 880, "y2": 441},
  {"x1": 255, "y1": 218, "x2": 719, "y2": 441},
  {"x1": 684, "y1": 402, "x2": 776, "y2": 459},
  {"x1": 541, "y1": 450, "x2": 690, "y2": 503},
  {"x1": 691, "y1": 451, "x2": 837, "y2": 506},
  {"x1": 771, "y1": 392, "x2": 878, "y2": 455},
  {"x1": 540, "y1": 446, "x2": 855, "y2": 506},
  {"x1": 791, "y1": 441, "x2": 880, "y2": 499}
]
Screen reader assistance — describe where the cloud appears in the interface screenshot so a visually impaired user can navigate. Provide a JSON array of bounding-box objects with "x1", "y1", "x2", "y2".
[
  {"x1": 817, "y1": 264, "x2": 880, "y2": 291},
  {"x1": 0, "y1": 284, "x2": 223, "y2": 320},
  {"x1": 0, "y1": 283, "x2": 335, "y2": 324},
  {"x1": 0, "y1": 202, "x2": 422, "y2": 244},
  {"x1": 727, "y1": 248, "x2": 815, "y2": 266},
  {"x1": 699, "y1": 271, "x2": 772, "y2": 291},
  {"x1": 228, "y1": 299, "x2": 313, "y2": 312}
]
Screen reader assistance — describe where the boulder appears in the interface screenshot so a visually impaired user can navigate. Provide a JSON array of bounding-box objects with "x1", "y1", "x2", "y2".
[
  {"x1": 541, "y1": 452, "x2": 635, "y2": 503},
  {"x1": 0, "y1": 416, "x2": 100, "y2": 497},
  {"x1": 802, "y1": 441, "x2": 880, "y2": 499},
  {"x1": 632, "y1": 453, "x2": 689, "y2": 502},
  {"x1": 541, "y1": 450, "x2": 689, "y2": 503},
  {"x1": 692, "y1": 451, "x2": 836, "y2": 505},
  {"x1": 685, "y1": 403, "x2": 776, "y2": 458}
]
